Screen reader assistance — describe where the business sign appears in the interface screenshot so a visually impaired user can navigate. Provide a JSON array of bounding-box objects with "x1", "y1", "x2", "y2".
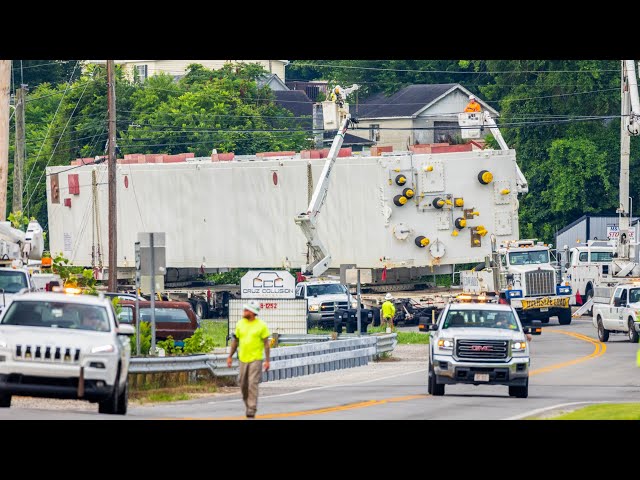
[
  {"x1": 606, "y1": 225, "x2": 635, "y2": 241},
  {"x1": 240, "y1": 270, "x2": 295, "y2": 299},
  {"x1": 345, "y1": 268, "x2": 373, "y2": 284}
]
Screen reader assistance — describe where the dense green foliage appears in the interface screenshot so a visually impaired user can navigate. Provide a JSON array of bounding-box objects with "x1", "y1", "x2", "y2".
[{"x1": 290, "y1": 60, "x2": 629, "y2": 241}]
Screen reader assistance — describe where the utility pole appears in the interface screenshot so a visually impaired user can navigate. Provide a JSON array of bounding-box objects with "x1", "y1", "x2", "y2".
[
  {"x1": 107, "y1": 60, "x2": 118, "y2": 291},
  {"x1": 12, "y1": 85, "x2": 26, "y2": 213},
  {"x1": 0, "y1": 61, "x2": 11, "y2": 221}
]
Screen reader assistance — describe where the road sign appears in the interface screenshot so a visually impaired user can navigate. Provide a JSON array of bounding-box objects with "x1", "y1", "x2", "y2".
[
  {"x1": 240, "y1": 270, "x2": 295, "y2": 299},
  {"x1": 134, "y1": 242, "x2": 141, "y2": 288},
  {"x1": 346, "y1": 268, "x2": 372, "y2": 285}
]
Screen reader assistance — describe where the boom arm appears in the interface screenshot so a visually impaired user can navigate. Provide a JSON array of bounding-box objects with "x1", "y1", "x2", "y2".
[
  {"x1": 482, "y1": 111, "x2": 529, "y2": 193},
  {"x1": 295, "y1": 115, "x2": 356, "y2": 276}
]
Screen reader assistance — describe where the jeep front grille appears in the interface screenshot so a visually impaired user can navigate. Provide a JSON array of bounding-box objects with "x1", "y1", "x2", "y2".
[
  {"x1": 524, "y1": 270, "x2": 556, "y2": 297},
  {"x1": 456, "y1": 339, "x2": 508, "y2": 361},
  {"x1": 15, "y1": 344, "x2": 81, "y2": 364}
]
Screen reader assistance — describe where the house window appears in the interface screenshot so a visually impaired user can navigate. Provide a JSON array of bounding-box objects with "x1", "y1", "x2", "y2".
[
  {"x1": 135, "y1": 64, "x2": 148, "y2": 82},
  {"x1": 369, "y1": 124, "x2": 380, "y2": 142}
]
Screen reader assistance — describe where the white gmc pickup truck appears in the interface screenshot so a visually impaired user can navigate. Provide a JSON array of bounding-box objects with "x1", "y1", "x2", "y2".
[{"x1": 592, "y1": 283, "x2": 640, "y2": 343}]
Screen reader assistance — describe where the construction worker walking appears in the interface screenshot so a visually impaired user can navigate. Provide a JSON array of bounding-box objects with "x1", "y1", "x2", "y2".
[
  {"x1": 227, "y1": 300, "x2": 271, "y2": 418},
  {"x1": 381, "y1": 293, "x2": 396, "y2": 331},
  {"x1": 464, "y1": 94, "x2": 482, "y2": 112}
]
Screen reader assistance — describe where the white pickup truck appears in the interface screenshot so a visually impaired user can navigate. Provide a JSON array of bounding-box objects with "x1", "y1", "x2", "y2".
[{"x1": 592, "y1": 283, "x2": 640, "y2": 343}]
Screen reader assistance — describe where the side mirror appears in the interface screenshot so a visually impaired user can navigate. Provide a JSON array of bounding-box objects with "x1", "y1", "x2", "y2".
[
  {"x1": 427, "y1": 323, "x2": 439, "y2": 331},
  {"x1": 117, "y1": 324, "x2": 135, "y2": 336},
  {"x1": 564, "y1": 262, "x2": 570, "y2": 269}
]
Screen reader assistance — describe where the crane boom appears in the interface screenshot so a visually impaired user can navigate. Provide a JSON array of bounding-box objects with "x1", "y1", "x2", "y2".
[{"x1": 295, "y1": 115, "x2": 356, "y2": 276}]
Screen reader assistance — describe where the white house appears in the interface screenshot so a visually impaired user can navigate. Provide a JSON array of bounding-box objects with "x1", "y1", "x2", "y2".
[{"x1": 350, "y1": 83, "x2": 499, "y2": 150}]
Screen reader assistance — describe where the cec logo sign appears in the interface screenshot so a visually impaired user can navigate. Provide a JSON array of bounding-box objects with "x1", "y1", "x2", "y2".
[{"x1": 241, "y1": 270, "x2": 295, "y2": 299}]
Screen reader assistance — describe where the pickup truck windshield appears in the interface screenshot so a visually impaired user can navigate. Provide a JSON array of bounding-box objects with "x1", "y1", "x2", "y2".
[
  {"x1": 629, "y1": 288, "x2": 640, "y2": 304},
  {"x1": 443, "y1": 309, "x2": 520, "y2": 331},
  {"x1": 509, "y1": 250, "x2": 549, "y2": 265},
  {"x1": 1, "y1": 301, "x2": 110, "y2": 331},
  {"x1": 0, "y1": 271, "x2": 28, "y2": 293},
  {"x1": 307, "y1": 284, "x2": 347, "y2": 296}
]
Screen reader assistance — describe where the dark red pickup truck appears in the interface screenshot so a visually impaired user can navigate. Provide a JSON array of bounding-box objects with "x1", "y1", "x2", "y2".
[{"x1": 117, "y1": 301, "x2": 199, "y2": 343}]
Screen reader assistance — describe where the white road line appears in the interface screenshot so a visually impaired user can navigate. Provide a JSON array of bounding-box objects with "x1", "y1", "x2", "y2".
[
  {"x1": 505, "y1": 401, "x2": 610, "y2": 420},
  {"x1": 206, "y1": 367, "x2": 429, "y2": 405}
]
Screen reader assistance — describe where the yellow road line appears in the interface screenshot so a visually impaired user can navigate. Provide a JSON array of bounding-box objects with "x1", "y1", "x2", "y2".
[
  {"x1": 530, "y1": 330, "x2": 606, "y2": 376},
  {"x1": 163, "y1": 330, "x2": 607, "y2": 420}
]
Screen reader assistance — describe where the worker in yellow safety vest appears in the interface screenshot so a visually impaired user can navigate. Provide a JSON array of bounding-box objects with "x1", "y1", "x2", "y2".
[
  {"x1": 381, "y1": 293, "x2": 396, "y2": 330},
  {"x1": 464, "y1": 94, "x2": 482, "y2": 113}
]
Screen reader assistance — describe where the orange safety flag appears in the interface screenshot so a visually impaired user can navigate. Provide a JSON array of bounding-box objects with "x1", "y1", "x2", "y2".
[{"x1": 575, "y1": 290, "x2": 582, "y2": 305}]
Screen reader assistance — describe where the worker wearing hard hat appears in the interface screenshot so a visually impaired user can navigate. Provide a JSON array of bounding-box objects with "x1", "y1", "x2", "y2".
[
  {"x1": 381, "y1": 293, "x2": 396, "y2": 330},
  {"x1": 464, "y1": 95, "x2": 482, "y2": 113}
]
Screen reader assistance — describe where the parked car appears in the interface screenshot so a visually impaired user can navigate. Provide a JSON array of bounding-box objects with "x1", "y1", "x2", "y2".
[
  {"x1": 103, "y1": 292, "x2": 145, "y2": 302},
  {"x1": 117, "y1": 301, "x2": 199, "y2": 344},
  {"x1": 0, "y1": 291, "x2": 134, "y2": 414}
]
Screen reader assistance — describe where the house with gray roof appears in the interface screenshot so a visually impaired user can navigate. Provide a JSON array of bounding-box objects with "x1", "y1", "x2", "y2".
[{"x1": 349, "y1": 83, "x2": 498, "y2": 150}]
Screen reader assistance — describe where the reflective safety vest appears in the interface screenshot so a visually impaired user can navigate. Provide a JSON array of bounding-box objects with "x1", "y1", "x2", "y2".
[
  {"x1": 464, "y1": 101, "x2": 481, "y2": 112},
  {"x1": 382, "y1": 300, "x2": 396, "y2": 319}
]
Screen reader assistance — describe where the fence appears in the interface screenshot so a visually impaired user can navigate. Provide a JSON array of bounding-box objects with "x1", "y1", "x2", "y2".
[
  {"x1": 228, "y1": 299, "x2": 308, "y2": 336},
  {"x1": 129, "y1": 333, "x2": 397, "y2": 382}
]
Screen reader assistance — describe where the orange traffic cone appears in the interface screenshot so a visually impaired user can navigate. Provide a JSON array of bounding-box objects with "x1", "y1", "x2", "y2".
[{"x1": 575, "y1": 290, "x2": 582, "y2": 305}]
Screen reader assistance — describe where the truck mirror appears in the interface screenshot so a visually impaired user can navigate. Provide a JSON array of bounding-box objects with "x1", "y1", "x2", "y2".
[{"x1": 564, "y1": 262, "x2": 569, "y2": 269}]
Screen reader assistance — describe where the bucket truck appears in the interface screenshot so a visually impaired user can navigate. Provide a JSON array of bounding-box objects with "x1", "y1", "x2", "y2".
[{"x1": 576, "y1": 60, "x2": 640, "y2": 322}]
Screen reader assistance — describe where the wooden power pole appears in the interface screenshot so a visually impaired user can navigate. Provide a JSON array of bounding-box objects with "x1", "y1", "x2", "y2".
[
  {"x1": 0, "y1": 61, "x2": 11, "y2": 221},
  {"x1": 107, "y1": 60, "x2": 118, "y2": 291},
  {"x1": 12, "y1": 86, "x2": 26, "y2": 213}
]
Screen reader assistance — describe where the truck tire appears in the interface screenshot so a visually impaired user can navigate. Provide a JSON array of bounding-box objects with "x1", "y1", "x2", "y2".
[
  {"x1": 427, "y1": 363, "x2": 434, "y2": 395},
  {"x1": 432, "y1": 378, "x2": 445, "y2": 396},
  {"x1": 558, "y1": 308, "x2": 572, "y2": 325},
  {"x1": 508, "y1": 379, "x2": 529, "y2": 398},
  {"x1": 195, "y1": 301, "x2": 209, "y2": 320},
  {"x1": 372, "y1": 308, "x2": 381, "y2": 327},
  {"x1": 597, "y1": 317, "x2": 610, "y2": 342},
  {"x1": 0, "y1": 393, "x2": 11, "y2": 408},
  {"x1": 628, "y1": 318, "x2": 639, "y2": 343}
]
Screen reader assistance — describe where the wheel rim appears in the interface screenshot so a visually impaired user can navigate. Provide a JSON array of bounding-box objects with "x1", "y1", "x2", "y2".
[{"x1": 598, "y1": 322, "x2": 603, "y2": 338}]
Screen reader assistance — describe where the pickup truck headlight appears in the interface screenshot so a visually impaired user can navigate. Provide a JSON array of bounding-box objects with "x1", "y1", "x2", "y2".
[
  {"x1": 437, "y1": 339, "x2": 453, "y2": 349},
  {"x1": 350, "y1": 300, "x2": 358, "y2": 309},
  {"x1": 91, "y1": 344, "x2": 115, "y2": 354},
  {"x1": 308, "y1": 304, "x2": 320, "y2": 312},
  {"x1": 512, "y1": 341, "x2": 526, "y2": 352}
]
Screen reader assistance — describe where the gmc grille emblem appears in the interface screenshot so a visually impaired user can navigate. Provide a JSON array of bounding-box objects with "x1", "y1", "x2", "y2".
[{"x1": 471, "y1": 345, "x2": 491, "y2": 351}]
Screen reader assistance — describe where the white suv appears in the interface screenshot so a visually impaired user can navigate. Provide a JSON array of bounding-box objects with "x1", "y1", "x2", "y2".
[{"x1": 0, "y1": 292, "x2": 134, "y2": 414}]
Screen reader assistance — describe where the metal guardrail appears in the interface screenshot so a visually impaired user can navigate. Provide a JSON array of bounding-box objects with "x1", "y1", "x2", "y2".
[{"x1": 129, "y1": 334, "x2": 398, "y2": 380}]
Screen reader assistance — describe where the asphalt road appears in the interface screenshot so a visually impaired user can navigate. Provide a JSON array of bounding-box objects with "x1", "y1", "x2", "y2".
[{"x1": 1, "y1": 316, "x2": 638, "y2": 420}]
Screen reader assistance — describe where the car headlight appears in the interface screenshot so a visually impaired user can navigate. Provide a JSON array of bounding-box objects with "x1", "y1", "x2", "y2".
[
  {"x1": 512, "y1": 341, "x2": 526, "y2": 352},
  {"x1": 308, "y1": 304, "x2": 320, "y2": 312},
  {"x1": 350, "y1": 300, "x2": 358, "y2": 308},
  {"x1": 91, "y1": 344, "x2": 115, "y2": 354},
  {"x1": 437, "y1": 339, "x2": 453, "y2": 349}
]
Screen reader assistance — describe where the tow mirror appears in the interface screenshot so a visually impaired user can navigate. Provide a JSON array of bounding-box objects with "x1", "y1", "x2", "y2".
[
  {"x1": 118, "y1": 324, "x2": 135, "y2": 336},
  {"x1": 427, "y1": 323, "x2": 439, "y2": 331}
]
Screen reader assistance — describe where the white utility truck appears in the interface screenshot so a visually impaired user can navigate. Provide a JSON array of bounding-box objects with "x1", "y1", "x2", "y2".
[
  {"x1": 562, "y1": 240, "x2": 614, "y2": 307},
  {"x1": 592, "y1": 283, "x2": 640, "y2": 343},
  {"x1": 461, "y1": 239, "x2": 572, "y2": 325}
]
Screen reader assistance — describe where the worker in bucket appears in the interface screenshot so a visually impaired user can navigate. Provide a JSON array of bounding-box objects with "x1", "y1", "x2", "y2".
[
  {"x1": 381, "y1": 293, "x2": 396, "y2": 331},
  {"x1": 227, "y1": 300, "x2": 271, "y2": 419},
  {"x1": 464, "y1": 95, "x2": 482, "y2": 112}
]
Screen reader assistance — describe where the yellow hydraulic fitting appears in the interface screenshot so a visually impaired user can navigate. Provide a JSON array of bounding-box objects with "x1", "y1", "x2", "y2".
[
  {"x1": 454, "y1": 218, "x2": 466, "y2": 229},
  {"x1": 445, "y1": 199, "x2": 452, "y2": 206},
  {"x1": 424, "y1": 165, "x2": 434, "y2": 172},
  {"x1": 393, "y1": 195, "x2": 408, "y2": 206},
  {"x1": 473, "y1": 238, "x2": 481, "y2": 246},
  {"x1": 394, "y1": 168, "x2": 401, "y2": 172},
  {"x1": 469, "y1": 210, "x2": 480, "y2": 217},
  {"x1": 395, "y1": 174, "x2": 407, "y2": 186},
  {"x1": 402, "y1": 188, "x2": 415, "y2": 199},
  {"x1": 432, "y1": 197, "x2": 446, "y2": 209},
  {"x1": 475, "y1": 225, "x2": 488, "y2": 237},
  {"x1": 455, "y1": 198, "x2": 464, "y2": 207},
  {"x1": 415, "y1": 236, "x2": 430, "y2": 248},
  {"x1": 500, "y1": 188, "x2": 511, "y2": 195},
  {"x1": 451, "y1": 230, "x2": 459, "y2": 237},
  {"x1": 478, "y1": 170, "x2": 493, "y2": 185}
]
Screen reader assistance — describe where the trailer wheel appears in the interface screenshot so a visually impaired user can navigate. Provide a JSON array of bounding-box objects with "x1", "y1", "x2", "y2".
[{"x1": 195, "y1": 301, "x2": 209, "y2": 320}]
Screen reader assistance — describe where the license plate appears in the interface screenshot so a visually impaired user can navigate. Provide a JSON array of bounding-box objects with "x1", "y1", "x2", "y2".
[
  {"x1": 521, "y1": 296, "x2": 569, "y2": 310},
  {"x1": 540, "y1": 307, "x2": 549, "y2": 312},
  {"x1": 474, "y1": 373, "x2": 490, "y2": 382}
]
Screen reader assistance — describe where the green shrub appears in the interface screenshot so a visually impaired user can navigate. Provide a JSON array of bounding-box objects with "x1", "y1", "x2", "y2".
[
  {"x1": 183, "y1": 328, "x2": 217, "y2": 354},
  {"x1": 130, "y1": 321, "x2": 151, "y2": 355},
  {"x1": 157, "y1": 336, "x2": 183, "y2": 355}
]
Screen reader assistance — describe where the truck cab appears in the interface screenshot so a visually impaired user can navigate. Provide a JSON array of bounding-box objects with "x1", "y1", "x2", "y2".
[
  {"x1": 0, "y1": 267, "x2": 32, "y2": 310},
  {"x1": 592, "y1": 283, "x2": 640, "y2": 343},
  {"x1": 564, "y1": 240, "x2": 615, "y2": 306},
  {"x1": 295, "y1": 280, "x2": 357, "y2": 328},
  {"x1": 461, "y1": 239, "x2": 572, "y2": 325}
]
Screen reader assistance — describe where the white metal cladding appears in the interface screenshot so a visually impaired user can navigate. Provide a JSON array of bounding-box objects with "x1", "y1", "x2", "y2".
[
  {"x1": 46, "y1": 149, "x2": 522, "y2": 270},
  {"x1": 228, "y1": 299, "x2": 308, "y2": 336}
]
